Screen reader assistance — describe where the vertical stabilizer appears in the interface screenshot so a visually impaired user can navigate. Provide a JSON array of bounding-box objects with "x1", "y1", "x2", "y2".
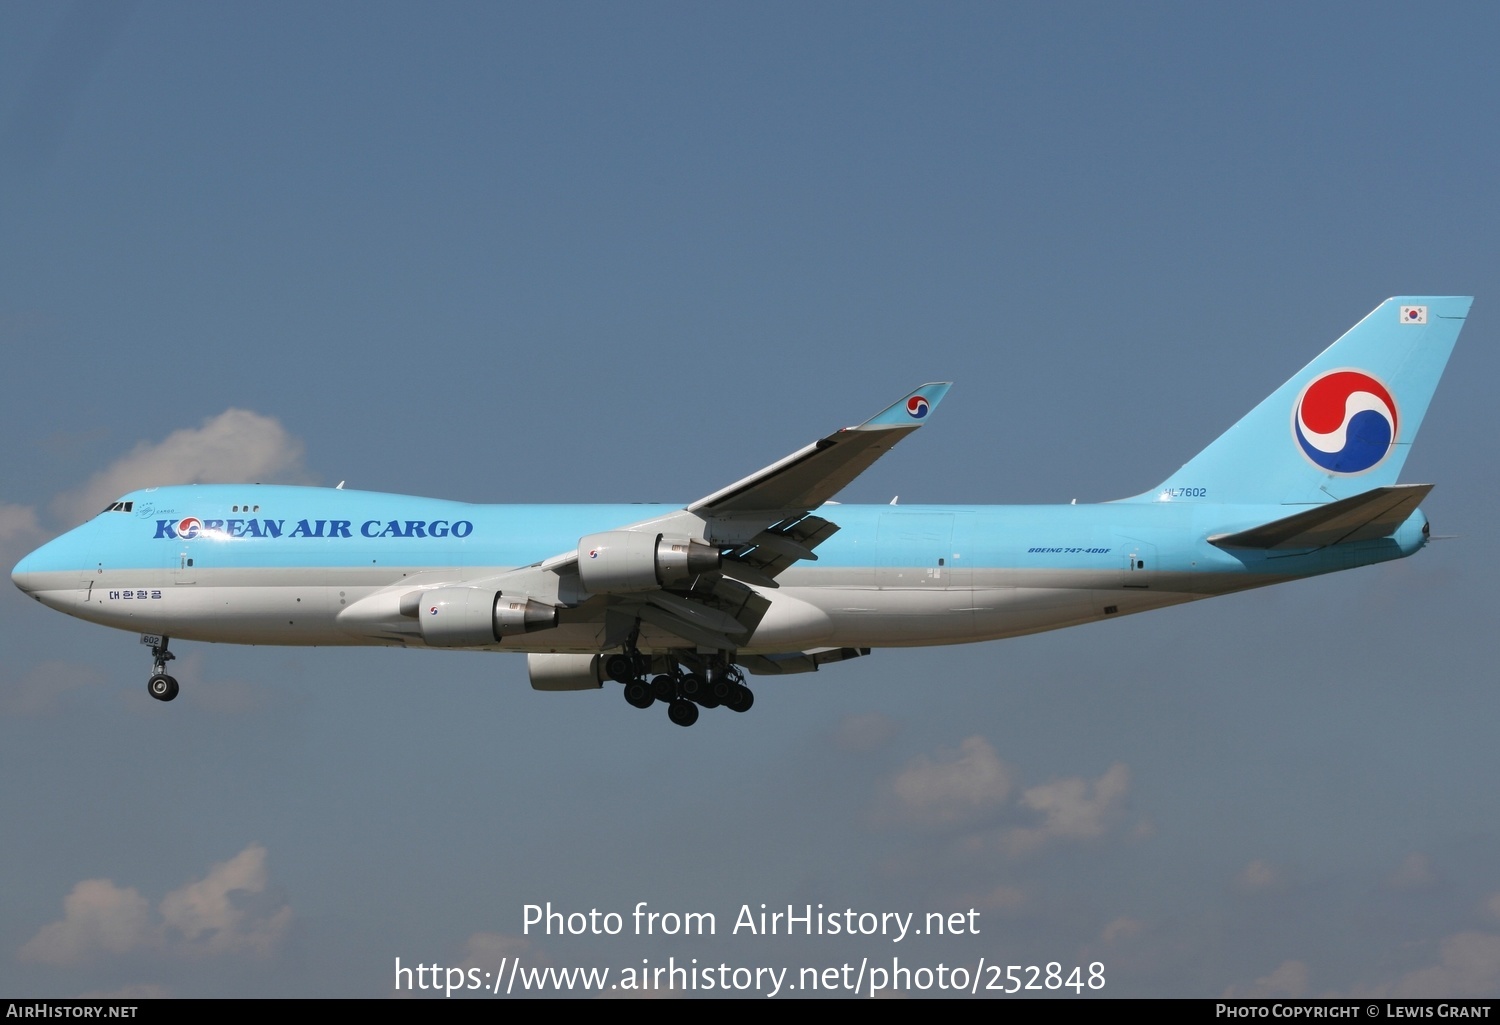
[{"x1": 1122, "y1": 296, "x2": 1471, "y2": 505}]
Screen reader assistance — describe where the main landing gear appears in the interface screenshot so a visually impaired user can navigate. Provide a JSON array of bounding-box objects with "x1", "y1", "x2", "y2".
[
  {"x1": 605, "y1": 649, "x2": 753, "y2": 727},
  {"x1": 144, "y1": 635, "x2": 179, "y2": 702}
]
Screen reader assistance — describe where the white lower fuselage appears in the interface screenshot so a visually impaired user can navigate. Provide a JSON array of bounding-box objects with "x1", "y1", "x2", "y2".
[{"x1": 13, "y1": 489, "x2": 1422, "y2": 656}]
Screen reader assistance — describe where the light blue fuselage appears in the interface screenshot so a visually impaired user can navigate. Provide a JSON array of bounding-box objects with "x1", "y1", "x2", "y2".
[{"x1": 11, "y1": 483, "x2": 1427, "y2": 654}]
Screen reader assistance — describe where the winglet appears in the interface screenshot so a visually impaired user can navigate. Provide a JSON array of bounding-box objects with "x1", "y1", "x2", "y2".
[
  {"x1": 685, "y1": 382, "x2": 954, "y2": 515},
  {"x1": 857, "y1": 383, "x2": 953, "y2": 428}
]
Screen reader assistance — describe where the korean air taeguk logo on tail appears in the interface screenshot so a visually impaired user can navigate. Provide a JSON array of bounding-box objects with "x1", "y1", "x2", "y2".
[{"x1": 1292, "y1": 369, "x2": 1399, "y2": 474}]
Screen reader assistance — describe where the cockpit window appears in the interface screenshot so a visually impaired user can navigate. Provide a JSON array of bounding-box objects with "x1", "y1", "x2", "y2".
[{"x1": 100, "y1": 501, "x2": 134, "y2": 513}]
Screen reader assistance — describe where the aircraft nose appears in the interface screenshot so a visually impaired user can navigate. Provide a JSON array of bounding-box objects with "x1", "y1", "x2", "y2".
[
  {"x1": 12, "y1": 533, "x2": 76, "y2": 599},
  {"x1": 12, "y1": 549, "x2": 44, "y2": 596}
]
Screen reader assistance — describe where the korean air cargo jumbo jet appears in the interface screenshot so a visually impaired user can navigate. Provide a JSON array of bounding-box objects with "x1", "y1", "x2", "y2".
[{"x1": 11, "y1": 297, "x2": 1472, "y2": 726}]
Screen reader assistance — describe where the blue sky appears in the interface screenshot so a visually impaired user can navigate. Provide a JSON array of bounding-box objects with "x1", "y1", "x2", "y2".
[{"x1": 2, "y1": 1, "x2": 1497, "y2": 998}]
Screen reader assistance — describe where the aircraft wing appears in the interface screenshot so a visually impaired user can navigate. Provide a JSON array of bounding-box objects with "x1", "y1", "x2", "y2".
[
  {"x1": 516, "y1": 384, "x2": 948, "y2": 642},
  {"x1": 366, "y1": 384, "x2": 948, "y2": 648},
  {"x1": 536, "y1": 381, "x2": 953, "y2": 584},
  {"x1": 662, "y1": 381, "x2": 954, "y2": 588},
  {"x1": 687, "y1": 382, "x2": 954, "y2": 516}
]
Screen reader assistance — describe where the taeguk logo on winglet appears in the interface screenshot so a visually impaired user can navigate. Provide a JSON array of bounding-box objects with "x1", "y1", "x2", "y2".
[
  {"x1": 1293, "y1": 370, "x2": 1399, "y2": 474},
  {"x1": 906, "y1": 395, "x2": 930, "y2": 419}
]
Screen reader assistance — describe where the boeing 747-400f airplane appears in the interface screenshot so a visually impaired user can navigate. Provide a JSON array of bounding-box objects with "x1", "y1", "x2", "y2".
[{"x1": 11, "y1": 296, "x2": 1471, "y2": 726}]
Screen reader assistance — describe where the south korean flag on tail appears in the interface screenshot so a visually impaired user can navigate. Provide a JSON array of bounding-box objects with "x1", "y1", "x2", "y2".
[{"x1": 1400, "y1": 305, "x2": 1428, "y2": 324}]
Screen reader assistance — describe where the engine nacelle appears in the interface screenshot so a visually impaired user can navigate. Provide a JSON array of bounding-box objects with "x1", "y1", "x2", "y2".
[
  {"x1": 413, "y1": 587, "x2": 558, "y2": 647},
  {"x1": 494, "y1": 594, "x2": 559, "y2": 635},
  {"x1": 527, "y1": 653, "x2": 605, "y2": 691},
  {"x1": 577, "y1": 531, "x2": 720, "y2": 593}
]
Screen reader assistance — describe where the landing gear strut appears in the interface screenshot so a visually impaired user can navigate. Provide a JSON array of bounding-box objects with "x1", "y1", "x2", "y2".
[{"x1": 144, "y1": 635, "x2": 179, "y2": 702}]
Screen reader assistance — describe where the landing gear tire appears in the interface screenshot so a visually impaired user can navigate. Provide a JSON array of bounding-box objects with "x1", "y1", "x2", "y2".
[
  {"x1": 622, "y1": 679, "x2": 654, "y2": 709},
  {"x1": 679, "y1": 672, "x2": 705, "y2": 701},
  {"x1": 604, "y1": 653, "x2": 635, "y2": 684},
  {"x1": 725, "y1": 684, "x2": 754, "y2": 713},
  {"x1": 667, "y1": 699, "x2": 699, "y2": 727},
  {"x1": 650, "y1": 675, "x2": 675, "y2": 702},
  {"x1": 148, "y1": 674, "x2": 179, "y2": 702},
  {"x1": 143, "y1": 635, "x2": 178, "y2": 702}
]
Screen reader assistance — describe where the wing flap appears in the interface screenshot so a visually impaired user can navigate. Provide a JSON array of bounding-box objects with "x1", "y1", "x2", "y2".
[
  {"x1": 1208, "y1": 484, "x2": 1432, "y2": 550},
  {"x1": 608, "y1": 577, "x2": 774, "y2": 649},
  {"x1": 634, "y1": 603, "x2": 738, "y2": 649},
  {"x1": 739, "y1": 646, "x2": 872, "y2": 675},
  {"x1": 642, "y1": 590, "x2": 751, "y2": 636},
  {"x1": 723, "y1": 515, "x2": 840, "y2": 581}
]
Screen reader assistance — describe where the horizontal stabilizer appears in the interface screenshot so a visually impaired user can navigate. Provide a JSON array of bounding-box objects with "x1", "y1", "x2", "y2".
[{"x1": 1208, "y1": 484, "x2": 1433, "y2": 550}]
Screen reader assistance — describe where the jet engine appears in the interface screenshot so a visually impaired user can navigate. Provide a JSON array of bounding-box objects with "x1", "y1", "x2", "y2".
[
  {"x1": 576, "y1": 531, "x2": 720, "y2": 593},
  {"x1": 412, "y1": 587, "x2": 558, "y2": 647},
  {"x1": 527, "y1": 653, "x2": 605, "y2": 691}
]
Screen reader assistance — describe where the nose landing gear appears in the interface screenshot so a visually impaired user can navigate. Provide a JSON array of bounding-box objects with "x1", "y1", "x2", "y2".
[{"x1": 142, "y1": 634, "x2": 179, "y2": 702}]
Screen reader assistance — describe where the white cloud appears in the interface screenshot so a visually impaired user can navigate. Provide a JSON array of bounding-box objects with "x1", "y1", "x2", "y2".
[
  {"x1": 0, "y1": 501, "x2": 45, "y2": 566},
  {"x1": 1234, "y1": 859, "x2": 1287, "y2": 893},
  {"x1": 0, "y1": 501, "x2": 42, "y2": 543},
  {"x1": 20, "y1": 879, "x2": 153, "y2": 965},
  {"x1": 1224, "y1": 959, "x2": 1311, "y2": 998},
  {"x1": 833, "y1": 711, "x2": 899, "y2": 752},
  {"x1": 0, "y1": 660, "x2": 107, "y2": 717},
  {"x1": 159, "y1": 844, "x2": 290, "y2": 955},
  {"x1": 458, "y1": 932, "x2": 536, "y2": 974},
  {"x1": 1354, "y1": 931, "x2": 1500, "y2": 998},
  {"x1": 54, "y1": 410, "x2": 308, "y2": 525},
  {"x1": 974, "y1": 885, "x2": 1027, "y2": 913},
  {"x1": 885, "y1": 736, "x2": 1013, "y2": 829},
  {"x1": 79, "y1": 984, "x2": 172, "y2": 1000},
  {"x1": 1386, "y1": 852, "x2": 1438, "y2": 891},
  {"x1": 878, "y1": 737, "x2": 1134, "y2": 869},
  {"x1": 1484, "y1": 893, "x2": 1500, "y2": 921},
  {"x1": 1001, "y1": 763, "x2": 1129, "y2": 855},
  {"x1": 20, "y1": 844, "x2": 290, "y2": 965},
  {"x1": 1100, "y1": 916, "x2": 1144, "y2": 944}
]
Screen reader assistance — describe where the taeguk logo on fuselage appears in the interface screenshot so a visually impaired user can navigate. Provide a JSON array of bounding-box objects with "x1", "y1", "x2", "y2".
[
  {"x1": 1292, "y1": 369, "x2": 1399, "y2": 474},
  {"x1": 175, "y1": 517, "x2": 202, "y2": 539}
]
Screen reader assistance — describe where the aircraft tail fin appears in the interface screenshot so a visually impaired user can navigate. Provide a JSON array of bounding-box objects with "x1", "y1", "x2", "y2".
[{"x1": 1123, "y1": 296, "x2": 1471, "y2": 505}]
